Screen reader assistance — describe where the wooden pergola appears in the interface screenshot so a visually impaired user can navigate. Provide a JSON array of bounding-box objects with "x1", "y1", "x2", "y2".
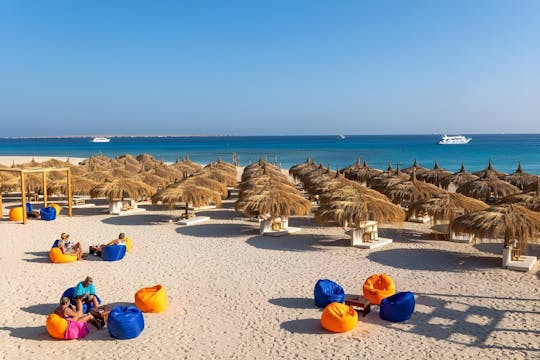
[{"x1": 0, "y1": 167, "x2": 73, "y2": 224}]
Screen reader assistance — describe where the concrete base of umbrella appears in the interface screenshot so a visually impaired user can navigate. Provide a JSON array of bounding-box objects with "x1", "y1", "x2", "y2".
[
  {"x1": 431, "y1": 224, "x2": 475, "y2": 243},
  {"x1": 177, "y1": 216, "x2": 210, "y2": 226},
  {"x1": 347, "y1": 222, "x2": 393, "y2": 249},
  {"x1": 506, "y1": 256, "x2": 537, "y2": 272},
  {"x1": 408, "y1": 214, "x2": 431, "y2": 223},
  {"x1": 263, "y1": 227, "x2": 301, "y2": 237}
]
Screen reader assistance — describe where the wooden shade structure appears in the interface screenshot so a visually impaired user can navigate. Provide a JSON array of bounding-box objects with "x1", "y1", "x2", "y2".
[
  {"x1": 440, "y1": 163, "x2": 479, "y2": 190},
  {"x1": 0, "y1": 167, "x2": 73, "y2": 224},
  {"x1": 408, "y1": 192, "x2": 488, "y2": 223}
]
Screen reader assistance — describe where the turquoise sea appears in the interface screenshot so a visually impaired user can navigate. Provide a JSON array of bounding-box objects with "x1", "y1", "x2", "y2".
[{"x1": 1, "y1": 134, "x2": 540, "y2": 175}]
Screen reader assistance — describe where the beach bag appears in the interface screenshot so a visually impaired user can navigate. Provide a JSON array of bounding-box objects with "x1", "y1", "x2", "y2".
[
  {"x1": 314, "y1": 279, "x2": 345, "y2": 308},
  {"x1": 320, "y1": 302, "x2": 358, "y2": 333}
]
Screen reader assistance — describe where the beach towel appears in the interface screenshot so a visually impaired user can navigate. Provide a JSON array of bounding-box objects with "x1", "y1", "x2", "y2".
[{"x1": 65, "y1": 319, "x2": 90, "y2": 340}]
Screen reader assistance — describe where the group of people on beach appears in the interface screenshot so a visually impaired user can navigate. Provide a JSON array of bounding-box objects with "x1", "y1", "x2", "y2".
[
  {"x1": 54, "y1": 276, "x2": 102, "y2": 329},
  {"x1": 58, "y1": 232, "x2": 127, "y2": 260}
]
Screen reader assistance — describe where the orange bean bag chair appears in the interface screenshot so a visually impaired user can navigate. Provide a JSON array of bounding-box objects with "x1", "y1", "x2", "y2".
[
  {"x1": 49, "y1": 203, "x2": 62, "y2": 216},
  {"x1": 125, "y1": 237, "x2": 133, "y2": 252},
  {"x1": 135, "y1": 285, "x2": 168, "y2": 313},
  {"x1": 363, "y1": 274, "x2": 396, "y2": 305},
  {"x1": 9, "y1": 207, "x2": 24, "y2": 221},
  {"x1": 49, "y1": 247, "x2": 78, "y2": 263},
  {"x1": 320, "y1": 302, "x2": 358, "y2": 333},
  {"x1": 46, "y1": 313, "x2": 68, "y2": 339}
]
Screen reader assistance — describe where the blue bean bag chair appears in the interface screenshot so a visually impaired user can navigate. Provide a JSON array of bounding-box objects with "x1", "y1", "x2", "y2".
[
  {"x1": 314, "y1": 279, "x2": 345, "y2": 308},
  {"x1": 61, "y1": 287, "x2": 101, "y2": 314},
  {"x1": 40, "y1": 207, "x2": 56, "y2": 221},
  {"x1": 380, "y1": 291, "x2": 415, "y2": 322},
  {"x1": 101, "y1": 244, "x2": 126, "y2": 262},
  {"x1": 52, "y1": 239, "x2": 60, "y2": 248},
  {"x1": 26, "y1": 202, "x2": 33, "y2": 213},
  {"x1": 108, "y1": 306, "x2": 145, "y2": 340}
]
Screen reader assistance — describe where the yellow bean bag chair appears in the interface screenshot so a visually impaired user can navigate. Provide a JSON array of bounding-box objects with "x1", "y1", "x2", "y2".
[
  {"x1": 49, "y1": 247, "x2": 78, "y2": 263},
  {"x1": 363, "y1": 274, "x2": 396, "y2": 305},
  {"x1": 125, "y1": 237, "x2": 133, "y2": 252},
  {"x1": 9, "y1": 207, "x2": 24, "y2": 221},
  {"x1": 135, "y1": 285, "x2": 168, "y2": 313},
  {"x1": 320, "y1": 302, "x2": 358, "y2": 333},
  {"x1": 49, "y1": 203, "x2": 62, "y2": 216},
  {"x1": 46, "y1": 313, "x2": 68, "y2": 339}
]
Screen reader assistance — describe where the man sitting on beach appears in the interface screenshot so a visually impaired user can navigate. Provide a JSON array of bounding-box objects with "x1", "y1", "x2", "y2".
[
  {"x1": 90, "y1": 233, "x2": 127, "y2": 256},
  {"x1": 58, "y1": 233, "x2": 83, "y2": 260},
  {"x1": 73, "y1": 276, "x2": 99, "y2": 313}
]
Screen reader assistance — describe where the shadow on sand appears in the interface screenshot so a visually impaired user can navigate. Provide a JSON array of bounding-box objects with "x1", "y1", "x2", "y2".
[
  {"x1": 176, "y1": 223, "x2": 258, "y2": 238},
  {"x1": 21, "y1": 303, "x2": 57, "y2": 316},
  {"x1": 367, "y1": 248, "x2": 501, "y2": 272},
  {"x1": 280, "y1": 319, "x2": 328, "y2": 335},
  {"x1": 268, "y1": 297, "x2": 314, "y2": 309},
  {"x1": 102, "y1": 214, "x2": 176, "y2": 226},
  {"x1": 247, "y1": 234, "x2": 348, "y2": 252}
]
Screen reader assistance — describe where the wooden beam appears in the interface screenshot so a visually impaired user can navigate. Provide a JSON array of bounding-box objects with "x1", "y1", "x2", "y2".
[
  {"x1": 67, "y1": 168, "x2": 73, "y2": 217},
  {"x1": 21, "y1": 172, "x2": 27, "y2": 224},
  {"x1": 43, "y1": 172, "x2": 48, "y2": 207},
  {"x1": 0, "y1": 193, "x2": 3, "y2": 219}
]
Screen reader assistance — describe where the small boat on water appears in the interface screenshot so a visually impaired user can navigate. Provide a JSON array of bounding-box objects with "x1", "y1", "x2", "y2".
[
  {"x1": 338, "y1": 134, "x2": 346, "y2": 140},
  {"x1": 91, "y1": 137, "x2": 111, "y2": 143},
  {"x1": 438, "y1": 134, "x2": 471, "y2": 145}
]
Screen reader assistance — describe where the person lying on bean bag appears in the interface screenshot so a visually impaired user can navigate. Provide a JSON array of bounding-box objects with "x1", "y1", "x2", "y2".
[
  {"x1": 90, "y1": 232, "x2": 127, "y2": 256},
  {"x1": 54, "y1": 296, "x2": 101, "y2": 329}
]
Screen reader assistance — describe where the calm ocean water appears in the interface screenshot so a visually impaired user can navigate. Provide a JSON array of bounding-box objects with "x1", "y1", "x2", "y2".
[{"x1": 1, "y1": 134, "x2": 540, "y2": 175}]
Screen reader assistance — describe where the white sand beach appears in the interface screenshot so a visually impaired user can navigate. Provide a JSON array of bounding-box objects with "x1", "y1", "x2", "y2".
[{"x1": 0, "y1": 157, "x2": 539, "y2": 359}]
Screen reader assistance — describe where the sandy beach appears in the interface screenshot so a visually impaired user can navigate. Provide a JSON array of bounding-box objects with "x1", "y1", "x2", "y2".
[{"x1": 0, "y1": 157, "x2": 539, "y2": 359}]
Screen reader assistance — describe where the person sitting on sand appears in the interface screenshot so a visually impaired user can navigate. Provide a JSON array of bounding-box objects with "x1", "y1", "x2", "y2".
[
  {"x1": 58, "y1": 233, "x2": 83, "y2": 260},
  {"x1": 73, "y1": 276, "x2": 99, "y2": 313},
  {"x1": 54, "y1": 296, "x2": 101, "y2": 329},
  {"x1": 90, "y1": 233, "x2": 127, "y2": 256}
]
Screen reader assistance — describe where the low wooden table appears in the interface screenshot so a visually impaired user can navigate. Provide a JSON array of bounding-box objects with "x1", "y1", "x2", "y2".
[
  {"x1": 345, "y1": 294, "x2": 371, "y2": 317},
  {"x1": 90, "y1": 305, "x2": 111, "y2": 327}
]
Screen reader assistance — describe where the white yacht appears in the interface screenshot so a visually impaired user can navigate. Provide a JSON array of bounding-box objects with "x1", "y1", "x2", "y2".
[
  {"x1": 437, "y1": 134, "x2": 471, "y2": 145},
  {"x1": 91, "y1": 137, "x2": 111, "y2": 143},
  {"x1": 338, "y1": 134, "x2": 346, "y2": 140}
]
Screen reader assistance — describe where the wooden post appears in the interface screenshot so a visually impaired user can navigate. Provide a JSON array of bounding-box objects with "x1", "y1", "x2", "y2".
[
  {"x1": 43, "y1": 171, "x2": 48, "y2": 207},
  {"x1": 0, "y1": 193, "x2": 3, "y2": 219},
  {"x1": 21, "y1": 171, "x2": 27, "y2": 224},
  {"x1": 67, "y1": 168, "x2": 73, "y2": 217}
]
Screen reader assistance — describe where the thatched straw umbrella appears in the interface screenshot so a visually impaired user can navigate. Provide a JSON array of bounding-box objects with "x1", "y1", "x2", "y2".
[
  {"x1": 401, "y1": 159, "x2": 428, "y2": 176},
  {"x1": 152, "y1": 182, "x2": 222, "y2": 219},
  {"x1": 184, "y1": 175, "x2": 229, "y2": 198},
  {"x1": 440, "y1": 163, "x2": 479, "y2": 191},
  {"x1": 472, "y1": 160, "x2": 507, "y2": 179},
  {"x1": 289, "y1": 157, "x2": 317, "y2": 183},
  {"x1": 316, "y1": 186, "x2": 405, "y2": 228},
  {"x1": 496, "y1": 193, "x2": 540, "y2": 212},
  {"x1": 383, "y1": 172, "x2": 446, "y2": 206},
  {"x1": 451, "y1": 205, "x2": 540, "y2": 252},
  {"x1": 409, "y1": 192, "x2": 488, "y2": 224},
  {"x1": 141, "y1": 173, "x2": 170, "y2": 189},
  {"x1": 456, "y1": 176, "x2": 520, "y2": 202},
  {"x1": 503, "y1": 162, "x2": 537, "y2": 190},
  {"x1": 524, "y1": 177, "x2": 540, "y2": 195},
  {"x1": 417, "y1": 161, "x2": 451, "y2": 187},
  {"x1": 49, "y1": 176, "x2": 99, "y2": 196},
  {"x1": 235, "y1": 188, "x2": 312, "y2": 218},
  {"x1": 340, "y1": 157, "x2": 363, "y2": 179},
  {"x1": 90, "y1": 178, "x2": 155, "y2": 202},
  {"x1": 199, "y1": 168, "x2": 237, "y2": 187}
]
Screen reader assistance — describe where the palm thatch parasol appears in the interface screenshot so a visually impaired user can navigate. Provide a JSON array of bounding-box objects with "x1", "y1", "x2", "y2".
[
  {"x1": 383, "y1": 172, "x2": 446, "y2": 205},
  {"x1": 496, "y1": 193, "x2": 540, "y2": 212},
  {"x1": 184, "y1": 175, "x2": 229, "y2": 198},
  {"x1": 152, "y1": 182, "x2": 222, "y2": 218},
  {"x1": 141, "y1": 173, "x2": 170, "y2": 189},
  {"x1": 456, "y1": 177, "x2": 520, "y2": 202},
  {"x1": 472, "y1": 160, "x2": 507, "y2": 179},
  {"x1": 401, "y1": 159, "x2": 428, "y2": 176},
  {"x1": 49, "y1": 176, "x2": 99, "y2": 196},
  {"x1": 440, "y1": 163, "x2": 479, "y2": 190},
  {"x1": 409, "y1": 192, "x2": 488, "y2": 224},
  {"x1": 289, "y1": 157, "x2": 317, "y2": 183},
  {"x1": 417, "y1": 161, "x2": 451, "y2": 187},
  {"x1": 90, "y1": 178, "x2": 155, "y2": 202},
  {"x1": 451, "y1": 205, "x2": 540, "y2": 250},
  {"x1": 503, "y1": 162, "x2": 537, "y2": 190},
  {"x1": 524, "y1": 177, "x2": 540, "y2": 195},
  {"x1": 316, "y1": 186, "x2": 405, "y2": 228},
  {"x1": 235, "y1": 188, "x2": 312, "y2": 217}
]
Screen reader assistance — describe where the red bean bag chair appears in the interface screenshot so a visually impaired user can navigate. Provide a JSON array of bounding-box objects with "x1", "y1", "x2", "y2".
[
  {"x1": 363, "y1": 274, "x2": 396, "y2": 305},
  {"x1": 135, "y1": 285, "x2": 168, "y2": 313},
  {"x1": 320, "y1": 302, "x2": 358, "y2": 333}
]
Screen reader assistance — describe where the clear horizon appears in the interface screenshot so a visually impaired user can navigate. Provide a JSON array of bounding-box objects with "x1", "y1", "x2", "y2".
[{"x1": 1, "y1": 1, "x2": 539, "y2": 137}]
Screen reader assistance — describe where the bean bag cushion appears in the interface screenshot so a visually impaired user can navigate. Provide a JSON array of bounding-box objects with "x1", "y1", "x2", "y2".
[
  {"x1": 125, "y1": 238, "x2": 133, "y2": 252},
  {"x1": 61, "y1": 287, "x2": 101, "y2": 313},
  {"x1": 363, "y1": 274, "x2": 396, "y2": 305},
  {"x1": 9, "y1": 207, "x2": 24, "y2": 221},
  {"x1": 49, "y1": 203, "x2": 62, "y2": 216},
  {"x1": 26, "y1": 202, "x2": 33, "y2": 213},
  {"x1": 320, "y1": 302, "x2": 358, "y2": 333},
  {"x1": 49, "y1": 247, "x2": 77, "y2": 263},
  {"x1": 314, "y1": 279, "x2": 345, "y2": 308},
  {"x1": 46, "y1": 313, "x2": 68, "y2": 339},
  {"x1": 40, "y1": 207, "x2": 56, "y2": 221},
  {"x1": 101, "y1": 244, "x2": 126, "y2": 261},
  {"x1": 108, "y1": 306, "x2": 145, "y2": 340},
  {"x1": 380, "y1": 291, "x2": 415, "y2": 322},
  {"x1": 135, "y1": 285, "x2": 168, "y2": 313}
]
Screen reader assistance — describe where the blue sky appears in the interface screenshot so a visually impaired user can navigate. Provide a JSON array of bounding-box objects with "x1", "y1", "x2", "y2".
[{"x1": 1, "y1": 0, "x2": 539, "y2": 136}]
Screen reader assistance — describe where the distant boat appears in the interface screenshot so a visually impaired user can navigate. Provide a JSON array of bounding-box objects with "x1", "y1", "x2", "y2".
[
  {"x1": 437, "y1": 134, "x2": 471, "y2": 145},
  {"x1": 338, "y1": 134, "x2": 346, "y2": 140},
  {"x1": 91, "y1": 137, "x2": 111, "y2": 143}
]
